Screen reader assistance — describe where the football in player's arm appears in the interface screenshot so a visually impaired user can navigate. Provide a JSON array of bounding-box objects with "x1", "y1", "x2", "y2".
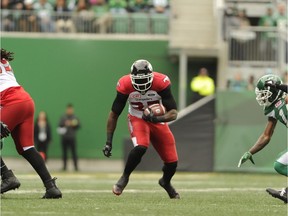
[{"x1": 238, "y1": 74, "x2": 288, "y2": 204}]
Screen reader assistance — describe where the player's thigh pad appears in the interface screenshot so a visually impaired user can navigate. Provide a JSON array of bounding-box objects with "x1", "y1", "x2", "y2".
[
  {"x1": 150, "y1": 123, "x2": 178, "y2": 163},
  {"x1": 128, "y1": 115, "x2": 150, "y2": 147},
  {"x1": 276, "y1": 151, "x2": 288, "y2": 165}
]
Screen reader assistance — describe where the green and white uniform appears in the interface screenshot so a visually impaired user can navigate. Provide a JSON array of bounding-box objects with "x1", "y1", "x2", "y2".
[
  {"x1": 265, "y1": 94, "x2": 288, "y2": 175},
  {"x1": 265, "y1": 95, "x2": 288, "y2": 127}
]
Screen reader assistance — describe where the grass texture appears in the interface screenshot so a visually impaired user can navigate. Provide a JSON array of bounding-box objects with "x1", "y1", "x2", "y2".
[{"x1": 1, "y1": 172, "x2": 287, "y2": 216}]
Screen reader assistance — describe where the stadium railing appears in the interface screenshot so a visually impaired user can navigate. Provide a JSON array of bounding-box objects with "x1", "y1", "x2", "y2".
[
  {"x1": 0, "y1": 9, "x2": 169, "y2": 35},
  {"x1": 226, "y1": 25, "x2": 287, "y2": 71}
]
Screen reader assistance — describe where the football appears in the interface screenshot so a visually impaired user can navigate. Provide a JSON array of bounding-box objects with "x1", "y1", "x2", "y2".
[{"x1": 144, "y1": 103, "x2": 166, "y2": 116}]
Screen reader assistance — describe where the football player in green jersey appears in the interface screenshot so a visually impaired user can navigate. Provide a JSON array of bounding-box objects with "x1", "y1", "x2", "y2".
[{"x1": 238, "y1": 74, "x2": 288, "y2": 204}]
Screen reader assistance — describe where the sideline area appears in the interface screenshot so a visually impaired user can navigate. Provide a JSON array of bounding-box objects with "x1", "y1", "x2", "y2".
[{"x1": 3, "y1": 157, "x2": 123, "y2": 173}]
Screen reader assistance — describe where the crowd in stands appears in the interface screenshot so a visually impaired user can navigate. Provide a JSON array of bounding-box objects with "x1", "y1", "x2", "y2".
[
  {"x1": 227, "y1": 69, "x2": 288, "y2": 92},
  {"x1": 1, "y1": 0, "x2": 170, "y2": 33},
  {"x1": 224, "y1": 1, "x2": 287, "y2": 32},
  {"x1": 224, "y1": 1, "x2": 287, "y2": 62}
]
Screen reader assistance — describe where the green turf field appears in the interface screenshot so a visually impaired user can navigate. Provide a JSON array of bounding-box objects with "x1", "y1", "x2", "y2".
[{"x1": 1, "y1": 172, "x2": 287, "y2": 216}]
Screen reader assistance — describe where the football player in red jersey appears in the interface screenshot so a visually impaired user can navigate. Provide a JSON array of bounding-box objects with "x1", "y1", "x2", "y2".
[
  {"x1": 0, "y1": 48, "x2": 62, "y2": 198},
  {"x1": 238, "y1": 74, "x2": 287, "y2": 203},
  {"x1": 103, "y1": 59, "x2": 180, "y2": 199}
]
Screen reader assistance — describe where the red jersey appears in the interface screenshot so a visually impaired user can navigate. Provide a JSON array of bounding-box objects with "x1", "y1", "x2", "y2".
[
  {"x1": 116, "y1": 72, "x2": 171, "y2": 118},
  {"x1": 0, "y1": 59, "x2": 32, "y2": 106},
  {"x1": 0, "y1": 58, "x2": 35, "y2": 154}
]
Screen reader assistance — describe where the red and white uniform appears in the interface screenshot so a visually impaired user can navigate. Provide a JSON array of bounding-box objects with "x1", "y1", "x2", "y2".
[
  {"x1": 0, "y1": 59, "x2": 35, "y2": 154},
  {"x1": 117, "y1": 72, "x2": 178, "y2": 163}
]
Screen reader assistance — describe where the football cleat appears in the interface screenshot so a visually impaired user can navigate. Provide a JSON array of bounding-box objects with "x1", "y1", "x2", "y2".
[
  {"x1": 112, "y1": 175, "x2": 129, "y2": 196},
  {"x1": 1, "y1": 170, "x2": 21, "y2": 194},
  {"x1": 266, "y1": 187, "x2": 287, "y2": 203},
  {"x1": 42, "y1": 178, "x2": 62, "y2": 199},
  {"x1": 159, "y1": 178, "x2": 180, "y2": 199}
]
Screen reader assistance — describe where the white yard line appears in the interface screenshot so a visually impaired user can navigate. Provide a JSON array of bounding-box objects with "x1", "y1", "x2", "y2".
[{"x1": 7, "y1": 187, "x2": 265, "y2": 194}]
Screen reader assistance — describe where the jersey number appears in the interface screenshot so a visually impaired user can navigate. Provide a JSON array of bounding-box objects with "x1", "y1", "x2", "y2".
[{"x1": 130, "y1": 100, "x2": 160, "y2": 111}]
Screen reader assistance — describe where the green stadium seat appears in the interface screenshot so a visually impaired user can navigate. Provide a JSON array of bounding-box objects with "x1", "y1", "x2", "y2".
[
  {"x1": 151, "y1": 14, "x2": 169, "y2": 34},
  {"x1": 111, "y1": 14, "x2": 130, "y2": 33},
  {"x1": 131, "y1": 13, "x2": 150, "y2": 34}
]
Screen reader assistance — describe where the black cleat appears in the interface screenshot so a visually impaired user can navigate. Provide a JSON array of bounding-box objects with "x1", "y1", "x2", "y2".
[
  {"x1": 42, "y1": 178, "x2": 62, "y2": 199},
  {"x1": 1, "y1": 170, "x2": 21, "y2": 194},
  {"x1": 266, "y1": 188, "x2": 287, "y2": 204},
  {"x1": 159, "y1": 178, "x2": 180, "y2": 199},
  {"x1": 113, "y1": 175, "x2": 129, "y2": 196}
]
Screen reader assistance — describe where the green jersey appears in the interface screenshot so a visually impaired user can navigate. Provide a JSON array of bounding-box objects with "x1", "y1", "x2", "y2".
[{"x1": 264, "y1": 95, "x2": 288, "y2": 127}]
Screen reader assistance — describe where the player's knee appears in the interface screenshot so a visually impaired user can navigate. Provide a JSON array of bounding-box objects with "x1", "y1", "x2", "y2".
[
  {"x1": 130, "y1": 146, "x2": 147, "y2": 158},
  {"x1": 163, "y1": 161, "x2": 178, "y2": 172},
  {"x1": 274, "y1": 161, "x2": 288, "y2": 177},
  {"x1": 131, "y1": 145, "x2": 147, "y2": 157}
]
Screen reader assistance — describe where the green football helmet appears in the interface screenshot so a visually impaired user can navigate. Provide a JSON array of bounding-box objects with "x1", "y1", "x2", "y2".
[{"x1": 255, "y1": 74, "x2": 283, "y2": 107}]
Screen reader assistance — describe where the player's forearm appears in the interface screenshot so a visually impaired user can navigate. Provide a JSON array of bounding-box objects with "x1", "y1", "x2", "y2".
[
  {"x1": 159, "y1": 109, "x2": 178, "y2": 122},
  {"x1": 106, "y1": 111, "x2": 119, "y2": 143},
  {"x1": 249, "y1": 134, "x2": 271, "y2": 155}
]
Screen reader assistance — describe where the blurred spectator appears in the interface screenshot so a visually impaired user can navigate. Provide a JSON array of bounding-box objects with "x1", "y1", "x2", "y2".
[
  {"x1": 236, "y1": 9, "x2": 251, "y2": 27},
  {"x1": 274, "y1": 2, "x2": 287, "y2": 28},
  {"x1": 127, "y1": 0, "x2": 149, "y2": 13},
  {"x1": 259, "y1": 7, "x2": 275, "y2": 27},
  {"x1": 108, "y1": 0, "x2": 128, "y2": 14},
  {"x1": 258, "y1": 7, "x2": 276, "y2": 61},
  {"x1": 54, "y1": 0, "x2": 76, "y2": 33},
  {"x1": 229, "y1": 9, "x2": 254, "y2": 60},
  {"x1": 74, "y1": 0, "x2": 94, "y2": 33},
  {"x1": 190, "y1": 67, "x2": 215, "y2": 103},
  {"x1": 22, "y1": 0, "x2": 40, "y2": 32},
  {"x1": 247, "y1": 74, "x2": 255, "y2": 91},
  {"x1": 1, "y1": 0, "x2": 15, "y2": 31},
  {"x1": 149, "y1": 0, "x2": 170, "y2": 14},
  {"x1": 33, "y1": 0, "x2": 55, "y2": 32},
  {"x1": 57, "y1": 103, "x2": 80, "y2": 171},
  {"x1": 223, "y1": 6, "x2": 237, "y2": 40},
  {"x1": 228, "y1": 72, "x2": 248, "y2": 92},
  {"x1": 34, "y1": 111, "x2": 52, "y2": 162},
  {"x1": 67, "y1": 0, "x2": 77, "y2": 11},
  {"x1": 11, "y1": 1, "x2": 27, "y2": 31},
  {"x1": 226, "y1": 8, "x2": 250, "y2": 29},
  {"x1": 91, "y1": 0, "x2": 112, "y2": 33}
]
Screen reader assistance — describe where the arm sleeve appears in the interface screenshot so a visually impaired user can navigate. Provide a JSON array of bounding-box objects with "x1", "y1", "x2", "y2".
[
  {"x1": 158, "y1": 86, "x2": 177, "y2": 111},
  {"x1": 111, "y1": 91, "x2": 129, "y2": 116},
  {"x1": 276, "y1": 84, "x2": 288, "y2": 93}
]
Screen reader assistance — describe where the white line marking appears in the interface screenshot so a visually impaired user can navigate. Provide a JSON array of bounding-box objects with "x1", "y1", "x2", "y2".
[{"x1": 4, "y1": 187, "x2": 266, "y2": 194}]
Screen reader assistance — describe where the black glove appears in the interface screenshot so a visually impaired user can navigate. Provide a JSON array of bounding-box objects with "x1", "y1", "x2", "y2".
[
  {"x1": 0, "y1": 121, "x2": 10, "y2": 139},
  {"x1": 102, "y1": 142, "x2": 112, "y2": 158},
  {"x1": 264, "y1": 80, "x2": 277, "y2": 89},
  {"x1": 142, "y1": 108, "x2": 159, "y2": 123}
]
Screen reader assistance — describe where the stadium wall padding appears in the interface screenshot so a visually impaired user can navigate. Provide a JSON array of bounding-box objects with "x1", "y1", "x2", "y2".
[
  {"x1": 1, "y1": 37, "x2": 178, "y2": 159},
  {"x1": 215, "y1": 90, "x2": 287, "y2": 173}
]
